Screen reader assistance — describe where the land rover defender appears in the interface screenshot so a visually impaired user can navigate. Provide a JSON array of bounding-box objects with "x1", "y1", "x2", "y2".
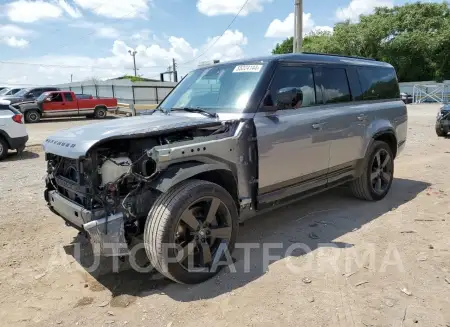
[{"x1": 43, "y1": 53, "x2": 407, "y2": 284}]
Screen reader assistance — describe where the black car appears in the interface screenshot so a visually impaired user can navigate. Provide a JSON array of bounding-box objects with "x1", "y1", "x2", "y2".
[
  {"x1": 436, "y1": 104, "x2": 450, "y2": 137},
  {"x1": 400, "y1": 92, "x2": 413, "y2": 104},
  {"x1": 0, "y1": 87, "x2": 60, "y2": 104}
]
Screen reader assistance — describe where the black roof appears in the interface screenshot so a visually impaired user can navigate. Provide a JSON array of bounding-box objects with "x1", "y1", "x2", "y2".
[{"x1": 201, "y1": 52, "x2": 393, "y2": 69}]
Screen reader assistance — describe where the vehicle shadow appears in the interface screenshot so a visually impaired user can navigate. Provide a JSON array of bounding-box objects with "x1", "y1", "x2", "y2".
[
  {"x1": 3, "y1": 149, "x2": 40, "y2": 162},
  {"x1": 64, "y1": 178, "x2": 429, "y2": 302},
  {"x1": 34, "y1": 116, "x2": 117, "y2": 124}
]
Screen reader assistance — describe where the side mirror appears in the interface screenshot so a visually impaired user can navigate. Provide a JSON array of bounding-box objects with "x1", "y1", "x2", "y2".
[
  {"x1": 275, "y1": 87, "x2": 303, "y2": 110},
  {"x1": 45, "y1": 97, "x2": 51, "y2": 102}
]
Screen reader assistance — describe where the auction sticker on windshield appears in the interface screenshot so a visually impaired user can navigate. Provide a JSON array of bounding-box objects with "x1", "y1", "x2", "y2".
[{"x1": 233, "y1": 65, "x2": 263, "y2": 73}]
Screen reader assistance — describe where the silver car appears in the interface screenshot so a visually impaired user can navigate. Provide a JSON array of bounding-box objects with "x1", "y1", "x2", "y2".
[{"x1": 43, "y1": 53, "x2": 407, "y2": 284}]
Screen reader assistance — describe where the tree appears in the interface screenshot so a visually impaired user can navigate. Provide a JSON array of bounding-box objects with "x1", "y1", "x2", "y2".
[
  {"x1": 271, "y1": 2, "x2": 450, "y2": 82},
  {"x1": 272, "y1": 37, "x2": 293, "y2": 55}
]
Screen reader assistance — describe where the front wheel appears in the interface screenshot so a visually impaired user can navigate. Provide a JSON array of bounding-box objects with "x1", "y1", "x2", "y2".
[
  {"x1": 144, "y1": 179, "x2": 239, "y2": 284},
  {"x1": 25, "y1": 110, "x2": 41, "y2": 123},
  {"x1": 0, "y1": 137, "x2": 8, "y2": 160},
  {"x1": 436, "y1": 125, "x2": 449, "y2": 137},
  {"x1": 350, "y1": 141, "x2": 394, "y2": 201}
]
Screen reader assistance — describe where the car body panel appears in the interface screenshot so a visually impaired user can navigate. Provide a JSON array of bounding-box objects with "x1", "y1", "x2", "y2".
[
  {"x1": 42, "y1": 112, "x2": 220, "y2": 158},
  {"x1": 0, "y1": 100, "x2": 28, "y2": 149}
]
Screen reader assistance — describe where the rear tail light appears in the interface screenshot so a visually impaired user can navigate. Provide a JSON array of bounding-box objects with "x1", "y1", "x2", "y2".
[{"x1": 12, "y1": 114, "x2": 23, "y2": 124}]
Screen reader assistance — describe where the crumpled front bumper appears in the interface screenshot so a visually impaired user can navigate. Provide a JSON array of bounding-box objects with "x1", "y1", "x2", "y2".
[{"x1": 45, "y1": 189, "x2": 129, "y2": 257}]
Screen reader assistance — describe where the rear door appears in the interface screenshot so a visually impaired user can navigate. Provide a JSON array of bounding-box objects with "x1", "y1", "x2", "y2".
[{"x1": 314, "y1": 66, "x2": 366, "y2": 182}]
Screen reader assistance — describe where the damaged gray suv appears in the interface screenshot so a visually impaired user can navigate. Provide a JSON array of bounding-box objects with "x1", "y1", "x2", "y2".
[{"x1": 43, "y1": 53, "x2": 408, "y2": 284}]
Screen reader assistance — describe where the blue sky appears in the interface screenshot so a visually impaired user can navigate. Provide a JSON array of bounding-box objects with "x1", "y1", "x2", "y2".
[{"x1": 0, "y1": 0, "x2": 442, "y2": 85}]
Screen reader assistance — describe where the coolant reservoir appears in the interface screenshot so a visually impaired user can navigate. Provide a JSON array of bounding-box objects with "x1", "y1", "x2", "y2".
[{"x1": 100, "y1": 157, "x2": 132, "y2": 186}]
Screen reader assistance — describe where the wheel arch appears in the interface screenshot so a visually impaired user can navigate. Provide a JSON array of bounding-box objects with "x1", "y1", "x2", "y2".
[
  {"x1": 94, "y1": 105, "x2": 107, "y2": 111},
  {"x1": 364, "y1": 127, "x2": 398, "y2": 159},
  {"x1": 0, "y1": 130, "x2": 11, "y2": 149},
  {"x1": 150, "y1": 162, "x2": 239, "y2": 207}
]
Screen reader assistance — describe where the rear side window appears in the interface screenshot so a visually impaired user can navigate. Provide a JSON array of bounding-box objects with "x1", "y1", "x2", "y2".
[
  {"x1": 64, "y1": 92, "x2": 74, "y2": 101},
  {"x1": 0, "y1": 104, "x2": 10, "y2": 111},
  {"x1": 268, "y1": 66, "x2": 316, "y2": 109},
  {"x1": 316, "y1": 68, "x2": 352, "y2": 104},
  {"x1": 357, "y1": 67, "x2": 400, "y2": 100}
]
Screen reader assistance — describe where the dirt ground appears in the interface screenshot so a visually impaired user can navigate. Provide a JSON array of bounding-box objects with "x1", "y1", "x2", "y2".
[{"x1": 0, "y1": 104, "x2": 449, "y2": 327}]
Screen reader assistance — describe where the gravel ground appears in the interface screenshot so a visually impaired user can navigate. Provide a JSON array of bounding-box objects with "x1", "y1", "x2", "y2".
[{"x1": 0, "y1": 104, "x2": 449, "y2": 327}]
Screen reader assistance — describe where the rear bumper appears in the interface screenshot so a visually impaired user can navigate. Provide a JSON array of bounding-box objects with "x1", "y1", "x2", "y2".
[
  {"x1": 8, "y1": 135, "x2": 28, "y2": 150},
  {"x1": 46, "y1": 189, "x2": 129, "y2": 256}
]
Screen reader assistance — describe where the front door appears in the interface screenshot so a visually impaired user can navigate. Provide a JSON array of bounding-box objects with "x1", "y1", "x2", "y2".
[{"x1": 254, "y1": 64, "x2": 331, "y2": 198}]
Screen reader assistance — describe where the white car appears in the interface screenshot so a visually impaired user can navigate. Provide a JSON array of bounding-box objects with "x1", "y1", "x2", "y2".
[{"x1": 0, "y1": 100, "x2": 28, "y2": 160}]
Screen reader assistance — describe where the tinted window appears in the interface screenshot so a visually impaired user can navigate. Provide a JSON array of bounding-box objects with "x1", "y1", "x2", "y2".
[
  {"x1": 317, "y1": 68, "x2": 352, "y2": 104},
  {"x1": 357, "y1": 67, "x2": 400, "y2": 100},
  {"x1": 268, "y1": 66, "x2": 316, "y2": 109},
  {"x1": 0, "y1": 104, "x2": 10, "y2": 111},
  {"x1": 31, "y1": 89, "x2": 43, "y2": 97},
  {"x1": 64, "y1": 92, "x2": 74, "y2": 101}
]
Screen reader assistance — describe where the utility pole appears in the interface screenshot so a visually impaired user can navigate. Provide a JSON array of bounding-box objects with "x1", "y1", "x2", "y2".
[
  {"x1": 128, "y1": 49, "x2": 138, "y2": 77},
  {"x1": 293, "y1": 0, "x2": 303, "y2": 53},
  {"x1": 172, "y1": 58, "x2": 178, "y2": 83},
  {"x1": 70, "y1": 74, "x2": 73, "y2": 83}
]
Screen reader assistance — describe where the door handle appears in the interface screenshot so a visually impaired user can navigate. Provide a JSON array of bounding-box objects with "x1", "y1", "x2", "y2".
[
  {"x1": 357, "y1": 114, "x2": 367, "y2": 121},
  {"x1": 312, "y1": 122, "x2": 324, "y2": 130}
]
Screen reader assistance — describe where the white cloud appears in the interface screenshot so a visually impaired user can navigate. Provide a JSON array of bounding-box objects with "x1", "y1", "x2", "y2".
[
  {"x1": 336, "y1": 0, "x2": 393, "y2": 22},
  {"x1": 197, "y1": 0, "x2": 272, "y2": 16},
  {"x1": 0, "y1": 24, "x2": 32, "y2": 48},
  {"x1": 2, "y1": 36, "x2": 29, "y2": 48},
  {"x1": 0, "y1": 29, "x2": 248, "y2": 85},
  {"x1": 73, "y1": 0, "x2": 150, "y2": 19},
  {"x1": 265, "y1": 12, "x2": 331, "y2": 38},
  {"x1": 0, "y1": 24, "x2": 32, "y2": 37},
  {"x1": 71, "y1": 22, "x2": 120, "y2": 39},
  {"x1": 6, "y1": 0, "x2": 63, "y2": 23},
  {"x1": 58, "y1": 0, "x2": 83, "y2": 18},
  {"x1": 131, "y1": 29, "x2": 152, "y2": 42}
]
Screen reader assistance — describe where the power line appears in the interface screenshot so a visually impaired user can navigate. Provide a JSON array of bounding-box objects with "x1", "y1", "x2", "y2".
[{"x1": 178, "y1": 0, "x2": 250, "y2": 66}]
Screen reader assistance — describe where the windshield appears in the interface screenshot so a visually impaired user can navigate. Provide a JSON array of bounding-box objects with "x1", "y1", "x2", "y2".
[
  {"x1": 158, "y1": 62, "x2": 268, "y2": 113},
  {"x1": 0, "y1": 88, "x2": 11, "y2": 95},
  {"x1": 15, "y1": 88, "x2": 31, "y2": 97}
]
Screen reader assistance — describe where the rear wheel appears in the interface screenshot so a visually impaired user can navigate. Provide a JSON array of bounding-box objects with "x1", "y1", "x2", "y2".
[
  {"x1": 0, "y1": 137, "x2": 8, "y2": 160},
  {"x1": 25, "y1": 110, "x2": 41, "y2": 123},
  {"x1": 94, "y1": 107, "x2": 107, "y2": 119},
  {"x1": 144, "y1": 179, "x2": 238, "y2": 284},
  {"x1": 350, "y1": 141, "x2": 394, "y2": 201}
]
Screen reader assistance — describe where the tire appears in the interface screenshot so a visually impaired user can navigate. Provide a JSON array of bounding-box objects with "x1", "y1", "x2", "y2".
[
  {"x1": 436, "y1": 125, "x2": 449, "y2": 137},
  {"x1": 350, "y1": 140, "x2": 394, "y2": 201},
  {"x1": 144, "y1": 179, "x2": 239, "y2": 284},
  {"x1": 0, "y1": 137, "x2": 8, "y2": 160},
  {"x1": 25, "y1": 110, "x2": 41, "y2": 123},
  {"x1": 94, "y1": 107, "x2": 107, "y2": 119}
]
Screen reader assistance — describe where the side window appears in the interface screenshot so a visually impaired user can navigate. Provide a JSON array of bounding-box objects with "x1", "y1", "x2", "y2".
[
  {"x1": 268, "y1": 66, "x2": 316, "y2": 109},
  {"x1": 32, "y1": 89, "x2": 43, "y2": 97},
  {"x1": 317, "y1": 68, "x2": 352, "y2": 104},
  {"x1": 357, "y1": 67, "x2": 400, "y2": 100},
  {"x1": 63, "y1": 92, "x2": 74, "y2": 102},
  {"x1": 49, "y1": 93, "x2": 63, "y2": 102},
  {"x1": 0, "y1": 104, "x2": 10, "y2": 111}
]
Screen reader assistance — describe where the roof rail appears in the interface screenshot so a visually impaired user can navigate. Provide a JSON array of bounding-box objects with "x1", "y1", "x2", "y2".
[{"x1": 301, "y1": 52, "x2": 377, "y2": 61}]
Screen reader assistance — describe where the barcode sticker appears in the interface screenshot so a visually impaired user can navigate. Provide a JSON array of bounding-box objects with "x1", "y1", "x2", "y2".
[{"x1": 233, "y1": 65, "x2": 263, "y2": 73}]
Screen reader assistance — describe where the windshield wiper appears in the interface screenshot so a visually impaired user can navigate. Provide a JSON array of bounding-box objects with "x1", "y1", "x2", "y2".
[{"x1": 170, "y1": 107, "x2": 218, "y2": 118}]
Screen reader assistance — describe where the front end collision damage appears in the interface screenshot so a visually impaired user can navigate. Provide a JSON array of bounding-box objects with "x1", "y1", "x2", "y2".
[{"x1": 45, "y1": 118, "x2": 258, "y2": 256}]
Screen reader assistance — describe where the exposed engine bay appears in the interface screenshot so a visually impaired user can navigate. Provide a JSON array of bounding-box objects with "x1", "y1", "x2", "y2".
[{"x1": 44, "y1": 119, "x2": 257, "y2": 253}]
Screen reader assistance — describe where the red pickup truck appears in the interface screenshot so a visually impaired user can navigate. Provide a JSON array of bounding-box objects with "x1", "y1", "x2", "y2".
[{"x1": 21, "y1": 91, "x2": 118, "y2": 123}]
